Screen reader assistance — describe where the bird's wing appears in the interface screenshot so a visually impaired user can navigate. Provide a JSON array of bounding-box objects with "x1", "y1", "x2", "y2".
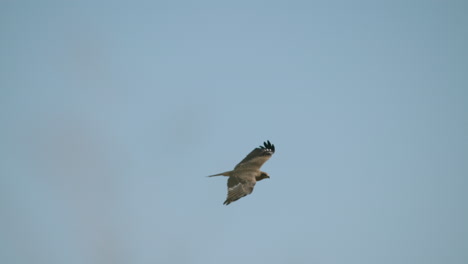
[
  {"x1": 223, "y1": 176, "x2": 256, "y2": 205},
  {"x1": 234, "y1": 140, "x2": 275, "y2": 170}
]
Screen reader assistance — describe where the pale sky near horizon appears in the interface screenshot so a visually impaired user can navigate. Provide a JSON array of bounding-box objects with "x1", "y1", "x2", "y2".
[{"x1": 1, "y1": 1, "x2": 467, "y2": 264}]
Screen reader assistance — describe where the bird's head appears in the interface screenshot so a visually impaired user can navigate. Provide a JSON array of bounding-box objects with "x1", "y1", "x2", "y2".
[{"x1": 257, "y1": 172, "x2": 270, "y2": 181}]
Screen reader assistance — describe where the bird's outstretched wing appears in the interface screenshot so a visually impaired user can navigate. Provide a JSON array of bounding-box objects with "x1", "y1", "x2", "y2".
[
  {"x1": 234, "y1": 140, "x2": 275, "y2": 170},
  {"x1": 224, "y1": 176, "x2": 256, "y2": 205}
]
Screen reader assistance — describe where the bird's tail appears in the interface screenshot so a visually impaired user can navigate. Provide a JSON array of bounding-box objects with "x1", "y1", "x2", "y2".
[{"x1": 207, "y1": 171, "x2": 233, "y2": 177}]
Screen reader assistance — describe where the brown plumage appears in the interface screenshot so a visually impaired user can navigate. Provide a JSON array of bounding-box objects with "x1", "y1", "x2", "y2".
[{"x1": 208, "y1": 140, "x2": 275, "y2": 205}]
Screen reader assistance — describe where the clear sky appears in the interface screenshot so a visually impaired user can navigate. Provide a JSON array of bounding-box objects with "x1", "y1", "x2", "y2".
[{"x1": 1, "y1": 1, "x2": 467, "y2": 264}]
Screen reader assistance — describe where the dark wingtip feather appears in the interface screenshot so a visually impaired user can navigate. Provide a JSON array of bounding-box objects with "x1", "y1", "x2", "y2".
[{"x1": 258, "y1": 140, "x2": 275, "y2": 153}]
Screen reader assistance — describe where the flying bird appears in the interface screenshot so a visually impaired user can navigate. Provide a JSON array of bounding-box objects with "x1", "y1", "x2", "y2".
[{"x1": 208, "y1": 140, "x2": 275, "y2": 205}]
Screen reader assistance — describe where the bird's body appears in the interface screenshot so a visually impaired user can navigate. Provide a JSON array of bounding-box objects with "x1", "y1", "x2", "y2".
[{"x1": 208, "y1": 140, "x2": 275, "y2": 205}]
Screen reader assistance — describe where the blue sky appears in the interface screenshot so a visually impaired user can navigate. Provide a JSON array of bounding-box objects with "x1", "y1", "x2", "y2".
[{"x1": 1, "y1": 1, "x2": 467, "y2": 264}]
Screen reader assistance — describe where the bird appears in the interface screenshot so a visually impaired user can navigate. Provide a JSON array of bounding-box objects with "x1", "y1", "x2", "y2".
[{"x1": 208, "y1": 140, "x2": 275, "y2": 205}]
